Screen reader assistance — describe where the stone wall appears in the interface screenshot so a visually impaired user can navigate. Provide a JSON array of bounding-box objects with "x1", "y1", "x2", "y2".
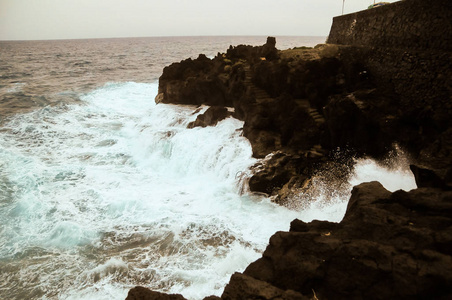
[
  {"x1": 327, "y1": 0, "x2": 452, "y2": 145},
  {"x1": 327, "y1": 0, "x2": 452, "y2": 51}
]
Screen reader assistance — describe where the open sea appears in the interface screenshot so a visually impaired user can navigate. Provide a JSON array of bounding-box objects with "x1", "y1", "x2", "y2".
[{"x1": 0, "y1": 36, "x2": 416, "y2": 299}]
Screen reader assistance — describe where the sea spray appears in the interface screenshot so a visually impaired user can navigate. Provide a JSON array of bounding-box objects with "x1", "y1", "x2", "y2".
[
  {"x1": 283, "y1": 149, "x2": 417, "y2": 223},
  {"x1": 0, "y1": 82, "x2": 300, "y2": 299},
  {"x1": 0, "y1": 82, "x2": 417, "y2": 300}
]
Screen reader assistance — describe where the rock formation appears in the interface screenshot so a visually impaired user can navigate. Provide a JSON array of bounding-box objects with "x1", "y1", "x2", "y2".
[
  {"x1": 129, "y1": 0, "x2": 452, "y2": 298},
  {"x1": 236, "y1": 181, "x2": 452, "y2": 299}
]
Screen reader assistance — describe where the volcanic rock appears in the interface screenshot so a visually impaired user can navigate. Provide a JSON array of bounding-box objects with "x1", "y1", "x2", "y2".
[
  {"x1": 239, "y1": 182, "x2": 452, "y2": 299},
  {"x1": 187, "y1": 106, "x2": 231, "y2": 128}
]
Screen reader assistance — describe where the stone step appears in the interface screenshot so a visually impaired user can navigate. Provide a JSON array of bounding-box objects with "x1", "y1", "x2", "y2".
[
  {"x1": 314, "y1": 118, "x2": 326, "y2": 125},
  {"x1": 311, "y1": 114, "x2": 323, "y2": 120}
]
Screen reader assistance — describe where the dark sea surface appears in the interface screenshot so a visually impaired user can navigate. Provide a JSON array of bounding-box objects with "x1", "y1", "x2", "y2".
[
  {"x1": 0, "y1": 36, "x2": 326, "y2": 118},
  {"x1": 0, "y1": 36, "x2": 416, "y2": 300}
]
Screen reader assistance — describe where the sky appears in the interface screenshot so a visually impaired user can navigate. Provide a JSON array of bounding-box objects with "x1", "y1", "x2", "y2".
[{"x1": 0, "y1": 0, "x2": 399, "y2": 40}]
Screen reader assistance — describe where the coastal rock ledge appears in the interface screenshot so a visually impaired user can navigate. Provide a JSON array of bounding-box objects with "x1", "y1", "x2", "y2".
[{"x1": 127, "y1": 0, "x2": 452, "y2": 298}]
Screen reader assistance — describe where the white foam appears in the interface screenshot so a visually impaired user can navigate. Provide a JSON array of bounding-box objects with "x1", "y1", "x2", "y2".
[
  {"x1": 349, "y1": 156, "x2": 417, "y2": 192},
  {"x1": 6, "y1": 82, "x2": 26, "y2": 93},
  {"x1": 0, "y1": 82, "x2": 299, "y2": 299},
  {"x1": 0, "y1": 82, "x2": 418, "y2": 300}
]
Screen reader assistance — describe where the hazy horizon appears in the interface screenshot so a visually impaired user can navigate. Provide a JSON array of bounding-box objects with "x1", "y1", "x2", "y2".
[
  {"x1": 0, "y1": 0, "x2": 400, "y2": 41},
  {"x1": 0, "y1": 34, "x2": 327, "y2": 43}
]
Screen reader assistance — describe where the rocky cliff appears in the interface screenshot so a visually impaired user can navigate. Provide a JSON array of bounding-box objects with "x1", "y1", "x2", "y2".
[{"x1": 127, "y1": 0, "x2": 452, "y2": 298}]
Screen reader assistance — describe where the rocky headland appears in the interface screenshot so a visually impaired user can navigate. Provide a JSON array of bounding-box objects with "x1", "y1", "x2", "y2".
[{"x1": 127, "y1": 0, "x2": 452, "y2": 298}]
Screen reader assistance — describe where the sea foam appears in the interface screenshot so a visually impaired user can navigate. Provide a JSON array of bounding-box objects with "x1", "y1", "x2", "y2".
[{"x1": 0, "y1": 82, "x2": 416, "y2": 299}]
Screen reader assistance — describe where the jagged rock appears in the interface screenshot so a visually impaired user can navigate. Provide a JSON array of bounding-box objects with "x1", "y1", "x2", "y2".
[
  {"x1": 260, "y1": 36, "x2": 278, "y2": 61},
  {"x1": 187, "y1": 106, "x2": 231, "y2": 128},
  {"x1": 248, "y1": 152, "x2": 299, "y2": 195},
  {"x1": 156, "y1": 54, "x2": 231, "y2": 106},
  {"x1": 125, "y1": 287, "x2": 187, "y2": 300},
  {"x1": 238, "y1": 182, "x2": 452, "y2": 299}
]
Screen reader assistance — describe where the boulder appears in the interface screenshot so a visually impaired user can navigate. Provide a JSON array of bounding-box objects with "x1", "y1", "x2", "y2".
[
  {"x1": 187, "y1": 106, "x2": 231, "y2": 128},
  {"x1": 248, "y1": 152, "x2": 299, "y2": 195}
]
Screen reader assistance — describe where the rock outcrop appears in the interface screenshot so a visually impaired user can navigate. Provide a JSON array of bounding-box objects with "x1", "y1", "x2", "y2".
[
  {"x1": 238, "y1": 182, "x2": 452, "y2": 299},
  {"x1": 187, "y1": 106, "x2": 231, "y2": 129},
  {"x1": 129, "y1": 0, "x2": 452, "y2": 298},
  {"x1": 154, "y1": 31, "x2": 451, "y2": 202}
]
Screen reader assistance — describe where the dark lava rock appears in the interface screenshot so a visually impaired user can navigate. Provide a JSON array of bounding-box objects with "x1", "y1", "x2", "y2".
[
  {"x1": 156, "y1": 54, "x2": 231, "y2": 107},
  {"x1": 248, "y1": 152, "x2": 299, "y2": 195},
  {"x1": 187, "y1": 106, "x2": 231, "y2": 128},
  {"x1": 239, "y1": 182, "x2": 452, "y2": 299}
]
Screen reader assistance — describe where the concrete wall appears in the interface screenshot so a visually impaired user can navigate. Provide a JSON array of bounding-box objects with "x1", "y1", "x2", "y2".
[{"x1": 327, "y1": 0, "x2": 452, "y2": 51}]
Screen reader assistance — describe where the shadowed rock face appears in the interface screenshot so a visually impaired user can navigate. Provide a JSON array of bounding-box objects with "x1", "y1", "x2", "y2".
[{"x1": 187, "y1": 106, "x2": 231, "y2": 129}]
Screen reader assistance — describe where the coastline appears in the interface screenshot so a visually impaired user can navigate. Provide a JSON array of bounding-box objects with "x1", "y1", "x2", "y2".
[{"x1": 127, "y1": 0, "x2": 452, "y2": 298}]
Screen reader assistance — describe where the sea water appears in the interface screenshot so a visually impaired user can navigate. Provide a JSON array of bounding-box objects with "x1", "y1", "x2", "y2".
[{"x1": 0, "y1": 37, "x2": 416, "y2": 299}]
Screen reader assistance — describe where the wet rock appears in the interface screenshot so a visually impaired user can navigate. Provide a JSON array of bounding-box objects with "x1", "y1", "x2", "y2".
[
  {"x1": 248, "y1": 152, "x2": 299, "y2": 195},
  {"x1": 187, "y1": 106, "x2": 231, "y2": 128},
  {"x1": 238, "y1": 182, "x2": 452, "y2": 299}
]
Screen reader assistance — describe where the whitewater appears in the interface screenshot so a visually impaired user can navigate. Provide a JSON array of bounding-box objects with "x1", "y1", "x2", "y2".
[{"x1": 0, "y1": 37, "x2": 416, "y2": 299}]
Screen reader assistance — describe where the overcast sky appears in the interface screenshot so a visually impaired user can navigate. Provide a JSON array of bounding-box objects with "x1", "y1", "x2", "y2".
[{"x1": 0, "y1": 0, "x2": 399, "y2": 40}]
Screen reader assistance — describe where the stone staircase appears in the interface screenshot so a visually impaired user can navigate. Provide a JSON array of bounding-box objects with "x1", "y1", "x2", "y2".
[{"x1": 243, "y1": 64, "x2": 327, "y2": 158}]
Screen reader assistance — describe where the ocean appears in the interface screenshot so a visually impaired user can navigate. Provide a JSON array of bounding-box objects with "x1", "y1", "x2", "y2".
[{"x1": 0, "y1": 36, "x2": 416, "y2": 300}]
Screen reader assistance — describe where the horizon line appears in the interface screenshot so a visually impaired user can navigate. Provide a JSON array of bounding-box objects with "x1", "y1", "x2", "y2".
[{"x1": 0, "y1": 34, "x2": 328, "y2": 43}]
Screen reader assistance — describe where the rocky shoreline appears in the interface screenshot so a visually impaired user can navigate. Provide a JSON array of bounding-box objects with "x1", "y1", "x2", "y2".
[{"x1": 127, "y1": 0, "x2": 451, "y2": 298}]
